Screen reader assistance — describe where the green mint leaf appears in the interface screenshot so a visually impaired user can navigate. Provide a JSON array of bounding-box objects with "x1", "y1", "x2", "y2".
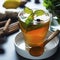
[
  {"x1": 24, "y1": 7, "x2": 33, "y2": 14},
  {"x1": 26, "y1": 24, "x2": 43, "y2": 31},
  {"x1": 25, "y1": 13, "x2": 34, "y2": 25},
  {"x1": 34, "y1": 10, "x2": 45, "y2": 16}
]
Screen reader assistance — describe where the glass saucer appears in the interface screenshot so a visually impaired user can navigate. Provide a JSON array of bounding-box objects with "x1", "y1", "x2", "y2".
[{"x1": 14, "y1": 31, "x2": 59, "y2": 59}]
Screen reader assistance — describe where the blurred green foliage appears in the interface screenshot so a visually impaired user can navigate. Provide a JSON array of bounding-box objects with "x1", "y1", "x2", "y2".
[{"x1": 43, "y1": 0, "x2": 60, "y2": 24}]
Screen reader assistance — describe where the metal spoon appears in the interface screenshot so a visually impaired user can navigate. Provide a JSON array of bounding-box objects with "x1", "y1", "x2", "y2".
[{"x1": 29, "y1": 30, "x2": 60, "y2": 56}]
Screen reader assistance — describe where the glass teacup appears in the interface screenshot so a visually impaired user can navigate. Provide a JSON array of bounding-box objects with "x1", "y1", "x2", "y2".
[{"x1": 18, "y1": 7, "x2": 50, "y2": 56}]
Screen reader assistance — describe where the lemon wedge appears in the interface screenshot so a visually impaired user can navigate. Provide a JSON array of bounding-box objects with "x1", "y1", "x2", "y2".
[{"x1": 3, "y1": 0, "x2": 20, "y2": 9}]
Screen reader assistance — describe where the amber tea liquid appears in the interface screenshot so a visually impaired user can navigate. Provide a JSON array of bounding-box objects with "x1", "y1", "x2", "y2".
[{"x1": 19, "y1": 20, "x2": 50, "y2": 47}]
